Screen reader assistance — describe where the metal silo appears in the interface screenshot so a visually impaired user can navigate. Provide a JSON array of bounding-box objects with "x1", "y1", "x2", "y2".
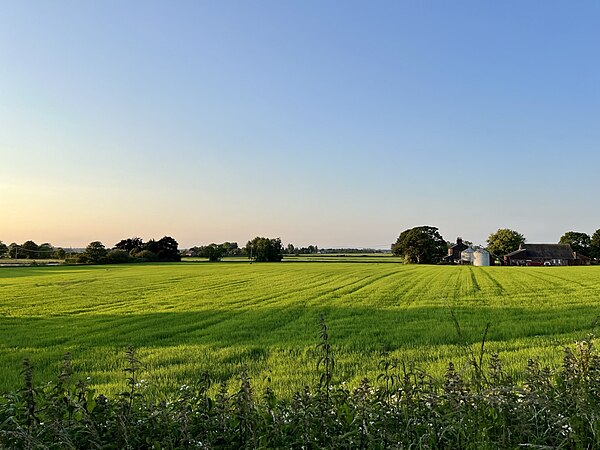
[
  {"x1": 473, "y1": 249, "x2": 490, "y2": 266},
  {"x1": 460, "y1": 247, "x2": 474, "y2": 264}
]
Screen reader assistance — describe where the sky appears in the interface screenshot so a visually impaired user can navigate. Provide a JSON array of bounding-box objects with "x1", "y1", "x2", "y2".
[{"x1": 1, "y1": 1, "x2": 599, "y2": 249}]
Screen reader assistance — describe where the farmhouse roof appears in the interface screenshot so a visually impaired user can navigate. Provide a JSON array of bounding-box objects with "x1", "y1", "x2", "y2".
[
  {"x1": 449, "y1": 237, "x2": 469, "y2": 250},
  {"x1": 505, "y1": 244, "x2": 574, "y2": 260}
]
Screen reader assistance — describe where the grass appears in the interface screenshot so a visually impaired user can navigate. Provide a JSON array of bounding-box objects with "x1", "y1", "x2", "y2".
[{"x1": 1, "y1": 262, "x2": 600, "y2": 397}]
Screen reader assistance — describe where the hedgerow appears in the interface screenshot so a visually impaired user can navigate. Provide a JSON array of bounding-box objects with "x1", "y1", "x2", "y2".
[{"x1": 2, "y1": 322, "x2": 600, "y2": 449}]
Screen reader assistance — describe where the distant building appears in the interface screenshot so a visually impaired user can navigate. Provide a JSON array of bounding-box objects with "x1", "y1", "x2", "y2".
[
  {"x1": 444, "y1": 238, "x2": 469, "y2": 264},
  {"x1": 504, "y1": 244, "x2": 591, "y2": 266}
]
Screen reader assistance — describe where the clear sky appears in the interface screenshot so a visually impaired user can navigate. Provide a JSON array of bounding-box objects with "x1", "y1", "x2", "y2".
[{"x1": 1, "y1": 1, "x2": 599, "y2": 249}]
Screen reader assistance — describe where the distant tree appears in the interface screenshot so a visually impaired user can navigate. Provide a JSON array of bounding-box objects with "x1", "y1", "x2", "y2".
[
  {"x1": 20, "y1": 241, "x2": 39, "y2": 259},
  {"x1": 246, "y1": 237, "x2": 283, "y2": 262},
  {"x1": 84, "y1": 241, "x2": 108, "y2": 263},
  {"x1": 0, "y1": 241, "x2": 8, "y2": 258},
  {"x1": 200, "y1": 244, "x2": 227, "y2": 262},
  {"x1": 156, "y1": 236, "x2": 181, "y2": 261},
  {"x1": 54, "y1": 248, "x2": 66, "y2": 260},
  {"x1": 188, "y1": 242, "x2": 240, "y2": 259},
  {"x1": 486, "y1": 229, "x2": 525, "y2": 257},
  {"x1": 221, "y1": 242, "x2": 240, "y2": 256},
  {"x1": 295, "y1": 244, "x2": 319, "y2": 254},
  {"x1": 391, "y1": 226, "x2": 446, "y2": 264},
  {"x1": 144, "y1": 239, "x2": 160, "y2": 254},
  {"x1": 7, "y1": 243, "x2": 18, "y2": 258},
  {"x1": 114, "y1": 237, "x2": 144, "y2": 253},
  {"x1": 286, "y1": 243, "x2": 295, "y2": 255},
  {"x1": 186, "y1": 246, "x2": 201, "y2": 257},
  {"x1": 559, "y1": 231, "x2": 591, "y2": 256},
  {"x1": 76, "y1": 254, "x2": 90, "y2": 264},
  {"x1": 38, "y1": 243, "x2": 55, "y2": 259},
  {"x1": 590, "y1": 229, "x2": 600, "y2": 260}
]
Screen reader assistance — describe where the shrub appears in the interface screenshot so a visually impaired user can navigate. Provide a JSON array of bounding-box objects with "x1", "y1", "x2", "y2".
[
  {"x1": 2, "y1": 329, "x2": 600, "y2": 448},
  {"x1": 105, "y1": 249, "x2": 131, "y2": 264},
  {"x1": 132, "y1": 250, "x2": 158, "y2": 262},
  {"x1": 75, "y1": 254, "x2": 89, "y2": 264}
]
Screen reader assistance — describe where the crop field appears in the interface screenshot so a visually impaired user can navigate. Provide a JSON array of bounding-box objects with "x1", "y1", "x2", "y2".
[{"x1": 1, "y1": 262, "x2": 600, "y2": 397}]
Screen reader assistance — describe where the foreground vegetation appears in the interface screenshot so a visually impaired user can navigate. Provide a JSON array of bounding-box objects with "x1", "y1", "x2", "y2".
[
  {"x1": 3, "y1": 329, "x2": 600, "y2": 449},
  {"x1": 1, "y1": 263, "x2": 600, "y2": 399}
]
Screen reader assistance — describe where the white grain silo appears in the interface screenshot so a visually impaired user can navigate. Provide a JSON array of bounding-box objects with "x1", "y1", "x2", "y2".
[
  {"x1": 473, "y1": 249, "x2": 490, "y2": 266},
  {"x1": 460, "y1": 247, "x2": 474, "y2": 264}
]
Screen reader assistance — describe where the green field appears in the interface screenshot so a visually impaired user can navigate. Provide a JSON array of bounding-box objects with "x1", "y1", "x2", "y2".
[{"x1": 1, "y1": 262, "x2": 600, "y2": 397}]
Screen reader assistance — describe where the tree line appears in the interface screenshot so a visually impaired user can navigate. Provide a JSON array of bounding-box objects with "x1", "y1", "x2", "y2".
[
  {"x1": 0, "y1": 241, "x2": 66, "y2": 260},
  {"x1": 185, "y1": 239, "x2": 387, "y2": 262},
  {"x1": 4, "y1": 228, "x2": 599, "y2": 265},
  {"x1": 391, "y1": 226, "x2": 600, "y2": 264},
  {"x1": 0, "y1": 237, "x2": 181, "y2": 264},
  {"x1": 80, "y1": 236, "x2": 181, "y2": 264},
  {"x1": 186, "y1": 238, "x2": 285, "y2": 262}
]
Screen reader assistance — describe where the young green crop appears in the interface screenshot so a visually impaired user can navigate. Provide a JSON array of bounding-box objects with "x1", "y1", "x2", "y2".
[{"x1": 0, "y1": 262, "x2": 599, "y2": 397}]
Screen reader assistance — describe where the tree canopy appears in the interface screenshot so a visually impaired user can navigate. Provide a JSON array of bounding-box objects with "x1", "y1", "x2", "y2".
[
  {"x1": 84, "y1": 241, "x2": 108, "y2": 263},
  {"x1": 21, "y1": 241, "x2": 40, "y2": 259},
  {"x1": 187, "y1": 242, "x2": 241, "y2": 259},
  {"x1": 113, "y1": 236, "x2": 181, "y2": 262},
  {"x1": 559, "y1": 231, "x2": 591, "y2": 256},
  {"x1": 156, "y1": 236, "x2": 181, "y2": 262},
  {"x1": 591, "y1": 229, "x2": 600, "y2": 260},
  {"x1": 486, "y1": 229, "x2": 525, "y2": 257},
  {"x1": 391, "y1": 226, "x2": 446, "y2": 264},
  {"x1": 114, "y1": 237, "x2": 143, "y2": 253},
  {"x1": 246, "y1": 237, "x2": 283, "y2": 262},
  {"x1": 200, "y1": 244, "x2": 227, "y2": 262},
  {"x1": 0, "y1": 241, "x2": 7, "y2": 257}
]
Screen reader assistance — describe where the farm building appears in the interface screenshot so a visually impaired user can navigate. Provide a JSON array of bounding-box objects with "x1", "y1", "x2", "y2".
[
  {"x1": 504, "y1": 244, "x2": 591, "y2": 266},
  {"x1": 444, "y1": 238, "x2": 469, "y2": 264}
]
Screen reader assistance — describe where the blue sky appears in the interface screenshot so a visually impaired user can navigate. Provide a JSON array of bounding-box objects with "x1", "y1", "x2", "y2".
[{"x1": 1, "y1": 1, "x2": 599, "y2": 248}]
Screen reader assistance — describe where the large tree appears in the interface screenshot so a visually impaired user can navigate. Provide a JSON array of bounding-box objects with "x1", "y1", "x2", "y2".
[
  {"x1": 200, "y1": 243, "x2": 227, "y2": 262},
  {"x1": 38, "y1": 243, "x2": 55, "y2": 259},
  {"x1": 84, "y1": 241, "x2": 108, "y2": 263},
  {"x1": 0, "y1": 241, "x2": 8, "y2": 257},
  {"x1": 486, "y1": 229, "x2": 525, "y2": 257},
  {"x1": 7, "y1": 243, "x2": 18, "y2": 259},
  {"x1": 391, "y1": 226, "x2": 446, "y2": 264},
  {"x1": 591, "y1": 229, "x2": 600, "y2": 260},
  {"x1": 246, "y1": 237, "x2": 283, "y2": 262},
  {"x1": 21, "y1": 240, "x2": 40, "y2": 259},
  {"x1": 156, "y1": 236, "x2": 181, "y2": 261},
  {"x1": 559, "y1": 231, "x2": 591, "y2": 256},
  {"x1": 114, "y1": 237, "x2": 144, "y2": 253}
]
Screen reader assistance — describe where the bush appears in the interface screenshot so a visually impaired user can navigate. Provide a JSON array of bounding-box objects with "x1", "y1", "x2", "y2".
[
  {"x1": 105, "y1": 249, "x2": 131, "y2": 264},
  {"x1": 132, "y1": 250, "x2": 158, "y2": 262},
  {"x1": 75, "y1": 254, "x2": 89, "y2": 264}
]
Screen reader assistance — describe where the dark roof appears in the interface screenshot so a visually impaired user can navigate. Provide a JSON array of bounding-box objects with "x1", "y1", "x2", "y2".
[
  {"x1": 505, "y1": 244, "x2": 574, "y2": 260},
  {"x1": 505, "y1": 249, "x2": 527, "y2": 258}
]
